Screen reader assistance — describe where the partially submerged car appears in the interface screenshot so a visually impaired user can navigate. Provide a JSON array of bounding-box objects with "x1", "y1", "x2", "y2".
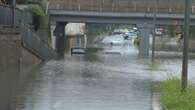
[{"x1": 71, "y1": 47, "x2": 86, "y2": 55}]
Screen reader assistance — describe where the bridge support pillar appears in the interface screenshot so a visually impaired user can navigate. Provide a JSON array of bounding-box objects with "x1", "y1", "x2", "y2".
[
  {"x1": 137, "y1": 24, "x2": 152, "y2": 58},
  {"x1": 54, "y1": 22, "x2": 67, "y2": 58}
]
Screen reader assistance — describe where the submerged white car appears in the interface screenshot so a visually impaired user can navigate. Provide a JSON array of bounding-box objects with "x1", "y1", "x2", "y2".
[{"x1": 102, "y1": 35, "x2": 124, "y2": 45}]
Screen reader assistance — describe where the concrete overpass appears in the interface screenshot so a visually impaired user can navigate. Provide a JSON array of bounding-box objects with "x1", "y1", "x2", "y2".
[
  {"x1": 48, "y1": 0, "x2": 195, "y2": 25},
  {"x1": 49, "y1": 10, "x2": 195, "y2": 25},
  {"x1": 48, "y1": 0, "x2": 195, "y2": 58}
]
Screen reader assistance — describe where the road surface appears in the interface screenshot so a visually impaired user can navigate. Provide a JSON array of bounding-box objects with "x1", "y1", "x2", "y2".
[{"x1": 13, "y1": 42, "x2": 153, "y2": 110}]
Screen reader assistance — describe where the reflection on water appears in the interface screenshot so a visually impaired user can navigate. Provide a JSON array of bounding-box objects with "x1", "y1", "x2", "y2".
[
  {"x1": 0, "y1": 71, "x2": 18, "y2": 110},
  {"x1": 83, "y1": 47, "x2": 102, "y2": 62},
  {"x1": 0, "y1": 60, "x2": 44, "y2": 110},
  {"x1": 10, "y1": 44, "x2": 154, "y2": 110},
  {"x1": 2, "y1": 39, "x2": 195, "y2": 109},
  {"x1": 0, "y1": 59, "x2": 20, "y2": 110}
]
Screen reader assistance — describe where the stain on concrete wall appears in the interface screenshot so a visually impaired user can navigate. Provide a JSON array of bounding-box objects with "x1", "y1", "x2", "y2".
[{"x1": 0, "y1": 26, "x2": 42, "y2": 109}]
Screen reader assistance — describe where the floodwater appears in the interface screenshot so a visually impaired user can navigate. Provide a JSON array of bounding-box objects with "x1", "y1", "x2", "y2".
[
  {"x1": 2, "y1": 38, "x2": 195, "y2": 110},
  {"x1": 146, "y1": 51, "x2": 195, "y2": 82},
  {"x1": 12, "y1": 42, "x2": 154, "y2": 110}
]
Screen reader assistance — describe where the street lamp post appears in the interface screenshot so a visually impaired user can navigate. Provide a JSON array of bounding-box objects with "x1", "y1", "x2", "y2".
[
  {"x1": 182, "y1": 0, "x2": 191, "y2": 91},
  {"x1": 12, "y1": 0, "x2": 16, "y2": 27},
  {"x1": 152, "y1": 1, "x2": 157, "y2": 62}
]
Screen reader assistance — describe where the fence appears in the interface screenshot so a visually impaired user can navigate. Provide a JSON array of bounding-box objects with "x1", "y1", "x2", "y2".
[
  {"x1": 0, "y1": 4, "x2": 56, "y2": 60},
  {"x1": 49, "y1": 0, "x2": 195, "y2": 14},
  {"x1": 21, "y1": 24, "x2": 56, "y2": 60},
  {"x1": 0, "y1": 4, "x2": 32, "y2": 25}
]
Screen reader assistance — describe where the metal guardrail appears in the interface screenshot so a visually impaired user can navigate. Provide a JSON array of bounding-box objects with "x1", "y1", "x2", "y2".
[
  {"x1": 20, "y1": 24, "x2": 56, "y2": 60},
  {"x1": 0, "y1": 4, "x2": 32, "y2": 25}
]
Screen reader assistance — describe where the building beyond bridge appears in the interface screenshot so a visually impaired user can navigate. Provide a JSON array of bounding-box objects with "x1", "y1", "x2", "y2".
[{"x1": 49, "y1": 0, "x2": 195, "y2": 14}]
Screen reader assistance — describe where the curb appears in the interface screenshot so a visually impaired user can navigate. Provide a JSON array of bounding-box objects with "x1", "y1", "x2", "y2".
[{"x1": 152, "y1": 92, "x2": 163, "y2": 110}]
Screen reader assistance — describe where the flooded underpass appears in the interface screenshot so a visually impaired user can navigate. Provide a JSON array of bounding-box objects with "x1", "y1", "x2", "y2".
[
  {"x1": 13, "y1": 44, "x2": 154, "y2": 110},
  {"x1": 3, "y1": 40, "x2": 195, "y2": 110}
]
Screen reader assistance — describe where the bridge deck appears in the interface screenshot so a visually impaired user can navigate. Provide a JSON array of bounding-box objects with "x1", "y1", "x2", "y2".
[{"x1": 49, "y1": 10, "x2": 195, "y2": 25}]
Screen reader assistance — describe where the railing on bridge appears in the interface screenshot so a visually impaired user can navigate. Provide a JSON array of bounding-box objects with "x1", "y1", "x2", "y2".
[
  {"x1": 0, "y1": 4, "x2": 32, "y2": 25},
  {"x1": 49, "y1": 0, "x2": 195, "y2": 14}
]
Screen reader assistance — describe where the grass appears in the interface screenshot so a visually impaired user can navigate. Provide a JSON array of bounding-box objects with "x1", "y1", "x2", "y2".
[
  {"x1": 29, "y1": 5, "x2": 46, "y2": 16},
  {"x1": 147, "y1": 60, "x2": 161, "y2": 71},
  {"x1": 160, "y1": 77, "x2": 195, "y2": 110}
]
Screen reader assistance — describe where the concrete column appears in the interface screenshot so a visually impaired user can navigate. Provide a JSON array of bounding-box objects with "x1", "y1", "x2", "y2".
[
  {"x1": 192, "y1": 5, "x2": 195, "y2": 14},
  {"x1": 84, "y1": 35, "x2": 87, "y2": 48},
  {"x1": 54, "y1": 22, "x2": 67, "y2": 58},
  {"x1": 137, "y1": 24, "x2": 152, "y2": 58},
  {"x1": 50, "y1": 24, "x2": 56, "y2": 49}
]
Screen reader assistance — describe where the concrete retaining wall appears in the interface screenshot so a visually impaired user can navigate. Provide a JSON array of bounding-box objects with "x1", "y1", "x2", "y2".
[{"x1": 0, "y1": 26, "x2": 41, "y2": 109}]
